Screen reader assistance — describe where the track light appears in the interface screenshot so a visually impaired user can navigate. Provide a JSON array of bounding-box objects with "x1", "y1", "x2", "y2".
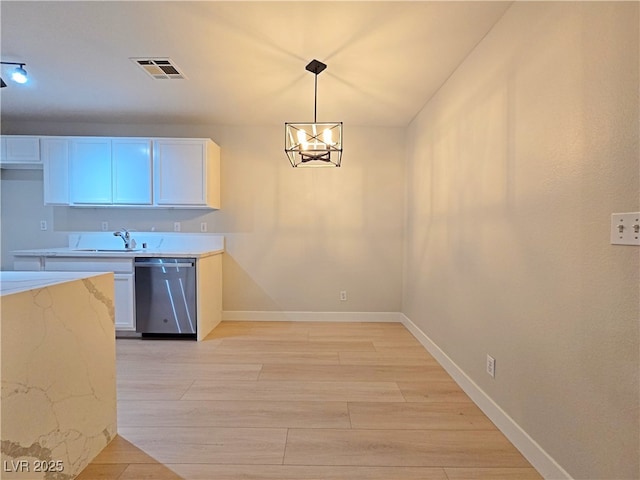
[
  {"x1": 1, "y1": 61, "x2": 28, "y2": 87},
  {"x1": 11, "y1": 65, "x2": 27, "y2": 84}
]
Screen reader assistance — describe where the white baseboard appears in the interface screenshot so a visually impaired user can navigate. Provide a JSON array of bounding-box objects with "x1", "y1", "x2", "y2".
[
  {"x1": 400, "y1": 314, "x2": 572, "y2": 480},
  {"x1": 222, "y1": 310, "x2": 404, "y2": 323}
]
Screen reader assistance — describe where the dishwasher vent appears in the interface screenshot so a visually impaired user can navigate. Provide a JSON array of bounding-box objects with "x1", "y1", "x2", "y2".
[{"x1": 130, "y1": 58, "x2": 186, "y2": 80}]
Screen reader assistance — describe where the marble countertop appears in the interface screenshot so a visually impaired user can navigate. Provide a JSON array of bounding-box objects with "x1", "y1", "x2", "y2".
[{"x1": 0, "y1": 270, "x2": 111, "y2": 296}]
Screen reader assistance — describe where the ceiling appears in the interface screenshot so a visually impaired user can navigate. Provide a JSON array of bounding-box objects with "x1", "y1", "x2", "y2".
[{"x1": 0, "y1": 1, "x2": 511, "y2": 127}]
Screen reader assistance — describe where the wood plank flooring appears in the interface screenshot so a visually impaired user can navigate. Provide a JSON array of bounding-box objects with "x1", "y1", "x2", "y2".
[{"x1": 77, "y1": 321, "x2": 543, "y2": 480}]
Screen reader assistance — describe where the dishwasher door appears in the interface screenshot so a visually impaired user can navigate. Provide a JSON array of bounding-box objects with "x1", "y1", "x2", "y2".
[{"x1": 134, "y1": 257, "x2": 197, "y2": 337}]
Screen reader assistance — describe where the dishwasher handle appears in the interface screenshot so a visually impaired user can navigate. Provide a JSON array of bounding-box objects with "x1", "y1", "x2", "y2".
[{"x1": 134, "y1": 261, "x2": 195, "y2": 268}]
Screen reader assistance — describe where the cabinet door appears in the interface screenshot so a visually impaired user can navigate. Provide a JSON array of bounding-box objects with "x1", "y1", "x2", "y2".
[
  {"x1": 70, "y1": 137, "x2": 112, "y2": 204},
  {"x1": 112, "y1": 139, "x2": 152, "y2": 205},
  {"x1": 114, "y1": 273, "x2": 136, "y2": 331},
  {"x1": 154, "y1": 139, "x2": 207, "y2": 206},
  {"x1": 0, "y1": 136, "x2": 41, "y2": 165},
  {"x1": 42, "y1": 137, "x2": 70, "y2": 205},
  {"x1": 43, "y1": 256, "x2": 135, "y2": 332}
]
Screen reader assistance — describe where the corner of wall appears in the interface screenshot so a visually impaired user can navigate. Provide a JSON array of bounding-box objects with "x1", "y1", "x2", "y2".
[{"x1": 400, "y1": 313, "x2": 572, "y2": 480}]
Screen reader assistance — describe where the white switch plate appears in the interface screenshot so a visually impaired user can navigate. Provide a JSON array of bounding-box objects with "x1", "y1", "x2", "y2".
[
  {"x1": 40, "y1": 220, "x2": 47, "y2": 231},
  {"x1": 200, "y1": 222, "x2": 207, "y2": 233},
  {"x1": 174, "y1": 222, "x2": 181, "y2": 232},
  {"x1": 486, "y1": 354, "x2": 496, "y2": 378},
  {"x1": 101, "y1": 221, "x2": 109, "y2": 231},
  {"x1": 611, "y1": 212, "x2": 640, "y2": 245}
]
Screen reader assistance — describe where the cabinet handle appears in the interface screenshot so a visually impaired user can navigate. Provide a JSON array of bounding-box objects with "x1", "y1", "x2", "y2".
[{"x1": 134, "y1": 262, "x2": 194, "y2": 268}]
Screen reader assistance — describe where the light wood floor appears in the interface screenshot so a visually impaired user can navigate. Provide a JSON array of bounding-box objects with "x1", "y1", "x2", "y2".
[{"x1": 77, "y1": 321, "x2": 543, "y2": 480}]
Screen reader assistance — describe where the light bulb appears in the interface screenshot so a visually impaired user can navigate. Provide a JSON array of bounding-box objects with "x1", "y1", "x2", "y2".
[
  {"x1": 11, "y1": 66, "x2": 27, "y2": 84},
  {"x1": 323, "y1": 128, "x2": 333, "y2": 145},
  {"x1": 297, "y1": 129, "x2": 309, "y2": 150}
]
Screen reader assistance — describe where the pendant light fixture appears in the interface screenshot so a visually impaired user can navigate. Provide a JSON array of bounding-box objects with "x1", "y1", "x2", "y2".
[
  {"x1": 285, "y1": 59, "x2": 343, "y2": 167},
  {"x1": 0, "y1": 61, "x2": 28, "y2": 88}
]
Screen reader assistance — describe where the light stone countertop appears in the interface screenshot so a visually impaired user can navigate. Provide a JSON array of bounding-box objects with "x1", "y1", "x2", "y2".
[
  {"x1": 0, "y1": 270, "x2": 111, "y2": 296},
  {"x1": 12, "y1": 232, "x2": 225, "y2": 260},
  {"x1": 1, "y1": 269, "x2": 116, "y2": 478},
  {"x1": 11, "y1": 246, "x2": 224, "y2": 259}
]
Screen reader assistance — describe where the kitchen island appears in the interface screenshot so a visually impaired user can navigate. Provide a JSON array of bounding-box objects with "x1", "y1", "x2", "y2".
[{"x1": 1, "y1": 271, "x2": 117, "y2": 479}]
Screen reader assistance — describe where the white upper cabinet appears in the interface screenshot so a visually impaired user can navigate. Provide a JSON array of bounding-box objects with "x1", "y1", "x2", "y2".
[
  {"x1": 70, "y1": 137, "x2": 112, "y2": 204},
  {"x1": 42, "y1": 137, "x2": 70, "y2": 205},
  {"x1": 153, "y1": 138, "x2": 220, "y2": 208},
  {"x1": 112, "y1": 138, "x2": 152, "y2": 205},
  {"x1": 0, "y1": 135, "x2": 41, "y2": 168},
  {"x1": 9, "y1": 134, "x2": 219, "y2": 208},
  {"x1": 69, "y1": 137, "x2": 153, "y2": 205}
]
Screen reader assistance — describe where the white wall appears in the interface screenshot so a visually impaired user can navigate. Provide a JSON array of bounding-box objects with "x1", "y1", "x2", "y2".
[
  {"x1": 403, "y1": 2, "x2": 639, "y2": 479},
  {"x1": 1, "y1": 123, "x2": 405, "y2": 314}
]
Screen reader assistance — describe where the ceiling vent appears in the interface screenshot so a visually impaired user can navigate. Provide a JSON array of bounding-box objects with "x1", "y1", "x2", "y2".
[{"x1": 130, "y1": 58, "x2": 186, "y2": 80}]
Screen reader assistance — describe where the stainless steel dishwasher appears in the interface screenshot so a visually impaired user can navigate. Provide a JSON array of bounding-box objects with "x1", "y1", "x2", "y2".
[{"x1": 134, "y1": 257, "x2": 197, "y2": 338}]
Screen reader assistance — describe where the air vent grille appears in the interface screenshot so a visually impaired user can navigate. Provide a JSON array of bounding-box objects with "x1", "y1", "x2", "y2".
[{"x1": 130, "y1": 58, "x2": 186, "y2": 80}]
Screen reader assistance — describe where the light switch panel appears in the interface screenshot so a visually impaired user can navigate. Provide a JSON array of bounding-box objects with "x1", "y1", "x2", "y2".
[{"x1": 611, "y1": 212, "x2": 640, "y2": 245}]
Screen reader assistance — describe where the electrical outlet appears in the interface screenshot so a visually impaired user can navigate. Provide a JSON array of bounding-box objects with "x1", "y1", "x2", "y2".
[
  {"x1": 101, "y1": 221, "x2": 109, "y2": 231},
  {"x1": 486, "y1": 355, "x2": 496, "y2": 378},
  {"x1": 200, "y1": 222, "x2": 207, "y2": 233},
  {"x1": 174, "y1": 222, "x2": 181, "y2": 232},
  {"x1": 39, "y1": 220, "x2": 47, "y2": 231},
  {"x1": 340, "y1": 290, "x2": 347, "y2": 301}
]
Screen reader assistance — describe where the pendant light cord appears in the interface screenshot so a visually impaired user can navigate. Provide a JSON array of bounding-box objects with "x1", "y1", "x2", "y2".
[{"x1": 314, "y1": 73, "x2": 318, "y2": 123}]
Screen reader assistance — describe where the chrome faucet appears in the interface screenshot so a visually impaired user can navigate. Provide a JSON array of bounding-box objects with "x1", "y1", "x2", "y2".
[{"x1": 113, "y1": 229, "x2": 136, "y2": 249}]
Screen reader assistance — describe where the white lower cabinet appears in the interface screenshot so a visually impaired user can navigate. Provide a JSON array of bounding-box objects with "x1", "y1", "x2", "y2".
[
  {"x1": 114, "y1": 273, "x2": 135, "y2": 331},
  {"x1": 40, "y1": 256, "x2": 135, "y2": 332},
  {"x1": 13, "y1": 256, "x2": 44, "y2": 271}
]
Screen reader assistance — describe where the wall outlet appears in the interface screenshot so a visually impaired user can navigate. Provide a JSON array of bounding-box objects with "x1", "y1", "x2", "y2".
[
  {"x1": 486, "y1": 354, "x2": 496, "y2": 378},
  {"x1": 200, "y1": 222, "x2": 207, "y2": 233},
  {"x1": 340, "y1": 290, "x2": 347, "y2": 301},
  {"x1": 174, "y1": 222, "x2": 181, "y2": 232},
  {"x1": 101, "y1": 221, "x2": 109, "y2": 231},
  {"x1": 39, "y1": 220, "x2": 47, "y2": 231}
]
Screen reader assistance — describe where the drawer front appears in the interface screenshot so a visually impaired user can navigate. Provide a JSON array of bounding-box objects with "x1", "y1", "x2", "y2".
[
  {"x1": 14, "y1": 256, "x2": 44, "y2": 271},
  {"x1": 44, "y1": 257, "x2": 133, "y2": 274}
]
